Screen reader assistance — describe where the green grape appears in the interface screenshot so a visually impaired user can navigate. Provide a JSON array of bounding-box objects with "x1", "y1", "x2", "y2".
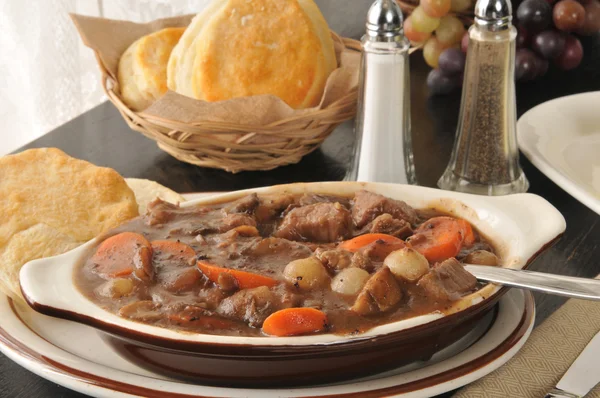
[
  {"x1": 411, "y1": 6, "x2": 441, "y2": 33},
  {"x1": 421, "y1": 0, "x2": 452, "y2": 17},
  {"x1": 435, "y1": 16, "x2": 466, "y2": 46},
  {"x1": 423, "y1": 36, "x2": 447, "y2": 68},
  {"x1": 450, "y1": 0, "x2": 472, "y2": 12},
  {"x1": 404, "y1": 16, "x2": 432, "y2": 44}
]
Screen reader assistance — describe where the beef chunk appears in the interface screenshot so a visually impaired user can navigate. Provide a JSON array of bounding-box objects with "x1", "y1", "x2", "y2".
[
  {"x1": 217, "y1": 272, "x2": 239, "y2": 292},
  {"x1": 352, "y1": 190, "x2": 418, "y2": 228},
  {"x1": 298, "y1": 194, "x2": 351, "y2": 208},
  {"x1": 352, "y1": 267, "x2": 402, "y2": 316},
  {"x1": 275, "y1": 202, "x2": 352, "y2": 243},
  {"x1": 417, "y1": 258, "x2": 477, "y2": 301},
  {"x1": 255, "y1": 194, "x2": 296, "y2": 223},
  {"x1": 196, "y1": 288, "x2": 227, "y2": 311},
  {"x1": 211, "y1": 234, "x2": 261, "y2": 262},
  {"x1": 146, "y1": 198, "x2": 179, "y2": 226},
  {"x1": 280, "y1": 290, "x2": 304, "y2": 308},
  {"x1": 190, "y1": 213, "x2": 256, "y2": 235},
  {"x1": 368, "y1": 214, "x2": 413, "y2": 238},
  {"x1": 359, "y1": 239, "x2": 406, "y2": 262},
  {"x1": 224, "y1": 193, "x2": 259, "y2": 214},
  {"x1": 280, "y1": 194, "x2": 352, "y2": 218},
  {"x1": 158, "y1": 267, "x2": 201, "y2": 293},
  {"x1": 221, "y1": 213, "x2": 257, "y2": 230},
  {"x1": 351, "y1": 251, "x2": 374, "y2": 272},
  {"x1": 314, "y1": 248, "x2": 353, "y2": 271},
  {"x1": 217, "y1": 286, "x2": 279, "y2": 327}
]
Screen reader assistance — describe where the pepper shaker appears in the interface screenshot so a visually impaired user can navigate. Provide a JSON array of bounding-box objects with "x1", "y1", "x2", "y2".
[
  {"x1": 437, "y1": 0, "x2": 529, "y2": 195},
  {"x1": 346, "y1": 0, "x2": 416, "y2": 185}
]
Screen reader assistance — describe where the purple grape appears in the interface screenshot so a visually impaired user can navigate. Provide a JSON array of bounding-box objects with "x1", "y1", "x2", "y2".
[
  {"x1": 516, "y1": 0, "x2": 552, "y2": 31},
  {"x1": 515, "y1": 49, "x2": 539, "y2": 81},
  {"x1": 576, "y1": 0, "x2": 600, "y2": 35},
  {"x1": 532, "y1": 30, "x2": 565, "y2": 59},
  {"x1": 516, "y1": 27, "x2": 530, "y2": 48},
  {"x1": 438, "y1": 48, "x2": 466, "y2": 75},
  {"x1": 427, "y1": 68, "x2": 461, "y2": 95},
  {"x1": 555, "y1": 34, "x2": 583, "y2": 70}
]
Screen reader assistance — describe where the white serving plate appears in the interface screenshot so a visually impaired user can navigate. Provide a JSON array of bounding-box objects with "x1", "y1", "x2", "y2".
[
  {"x1": 518, "y1": 91, "x2": 600, "y2": 215},
  {"x1": 0, "y1": 287, "x2": 535, "y2": 397},
  {"x1": 19, "y1": 182, "x2": 564, "y2": 348}
]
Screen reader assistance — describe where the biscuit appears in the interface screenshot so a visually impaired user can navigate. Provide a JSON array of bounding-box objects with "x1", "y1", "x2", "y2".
[
  {"x1": 167, "y1": 0, "x2": 336, "y2": 109},
  {"x1": 118, "y1": 27, "x2": 185, "y2": 111},
  {"x1": 0, "y1": 148, "x2": 139, "y2": 300}
]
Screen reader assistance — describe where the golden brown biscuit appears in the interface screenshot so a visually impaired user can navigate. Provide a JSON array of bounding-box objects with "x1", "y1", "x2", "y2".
[
  {"x1": 167, "y1": 0, "x2": 337, "y2": 109},
  {"x1": 118, "y1": 27, "x2": 185, "y2": 111},
  {"x1": 0, "y1": 148, "x2": 139, "y2": 300}
]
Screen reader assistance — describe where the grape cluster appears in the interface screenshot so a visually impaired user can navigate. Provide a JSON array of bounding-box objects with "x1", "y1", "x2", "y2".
[
  {"x1": 404, "y1": 0, "x2": 469, "y2": 68},
  {"x1": 415, "y1": 0, "x2": 600, "y2": 95}
]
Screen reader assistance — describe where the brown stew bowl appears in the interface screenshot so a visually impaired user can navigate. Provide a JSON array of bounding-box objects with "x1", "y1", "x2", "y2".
[{"x1": 19, "y1": 182, "x2": 565, "y2": 386}]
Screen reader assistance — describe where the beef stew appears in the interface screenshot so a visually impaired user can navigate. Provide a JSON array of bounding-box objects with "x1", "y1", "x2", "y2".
[{"x1": 75, "y1": 190, "x2": 498, "y2": 337}]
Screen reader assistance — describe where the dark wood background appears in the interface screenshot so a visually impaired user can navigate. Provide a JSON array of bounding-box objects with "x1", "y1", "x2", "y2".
[{"x1": 3, "y1": 33, "x2": 599, "y2": 398}]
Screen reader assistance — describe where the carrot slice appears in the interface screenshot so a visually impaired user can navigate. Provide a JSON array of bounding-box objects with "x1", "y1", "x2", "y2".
[
  {"x1": 457, "y1": 219, "x2": 476, "y2": 246},
  {"x1": 262, "y1": 308, "x2": 329, "y2": 337},
  {"x1": 91, "y1": 232, "x2": 152, "y2": 278},
  {"x1": 339, "y1": 233, "x2": 405, "y2": 252},
  {"x1": 151, "y1": 240, "x2": 196, "y2": 266},
  {"x1": 197, "y1": 261, "x2": 277, "y2": 289},
  {"x1": 410, "y1": 216, "x2": 475, "y2": 263}
]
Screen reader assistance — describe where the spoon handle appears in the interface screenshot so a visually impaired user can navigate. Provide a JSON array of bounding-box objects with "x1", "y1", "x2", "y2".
[{"x1": 464, "y1": 264, "x2": 600, "y2": 301}]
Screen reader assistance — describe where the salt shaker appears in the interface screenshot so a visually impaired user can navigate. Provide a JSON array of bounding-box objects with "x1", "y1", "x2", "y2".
[
  {"x1": 437, "y1": 0, "x2": 529, "y2": 195},
  {"x1": 346, "y1": 0, "x2": 416, "y2": 185}
]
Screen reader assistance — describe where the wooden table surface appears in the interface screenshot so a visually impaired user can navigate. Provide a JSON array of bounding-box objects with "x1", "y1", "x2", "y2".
[{"x1": 3, "y1": 34, "x2": 600, "y2": 397}]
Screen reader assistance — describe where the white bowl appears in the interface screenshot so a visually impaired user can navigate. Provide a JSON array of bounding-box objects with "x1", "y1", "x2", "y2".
[
  {"x1": 17, "y1": 182, "x2": 565, "y2": 386},
  {"x1": 20, "y1": 181, "x2": 564, "y2": 347}
]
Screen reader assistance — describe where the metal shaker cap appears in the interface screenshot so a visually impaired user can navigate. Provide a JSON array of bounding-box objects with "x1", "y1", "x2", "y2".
[
  {"x1": 474, "y1": 0, "x2": 512, "y2": 31},
  {"x1": 366, "y1": 0, "x2": 404, "y2": 39}
]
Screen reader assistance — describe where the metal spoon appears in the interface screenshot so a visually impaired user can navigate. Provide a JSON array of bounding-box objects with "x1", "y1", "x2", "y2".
[{"x1": 464, "y1": 264, "x2": 600, "y2": 301}]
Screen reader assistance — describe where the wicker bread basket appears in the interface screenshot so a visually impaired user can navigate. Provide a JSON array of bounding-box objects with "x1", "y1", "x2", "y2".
[{"x1": 99, "y1": 31, "x2": 361, "y2": 173}]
